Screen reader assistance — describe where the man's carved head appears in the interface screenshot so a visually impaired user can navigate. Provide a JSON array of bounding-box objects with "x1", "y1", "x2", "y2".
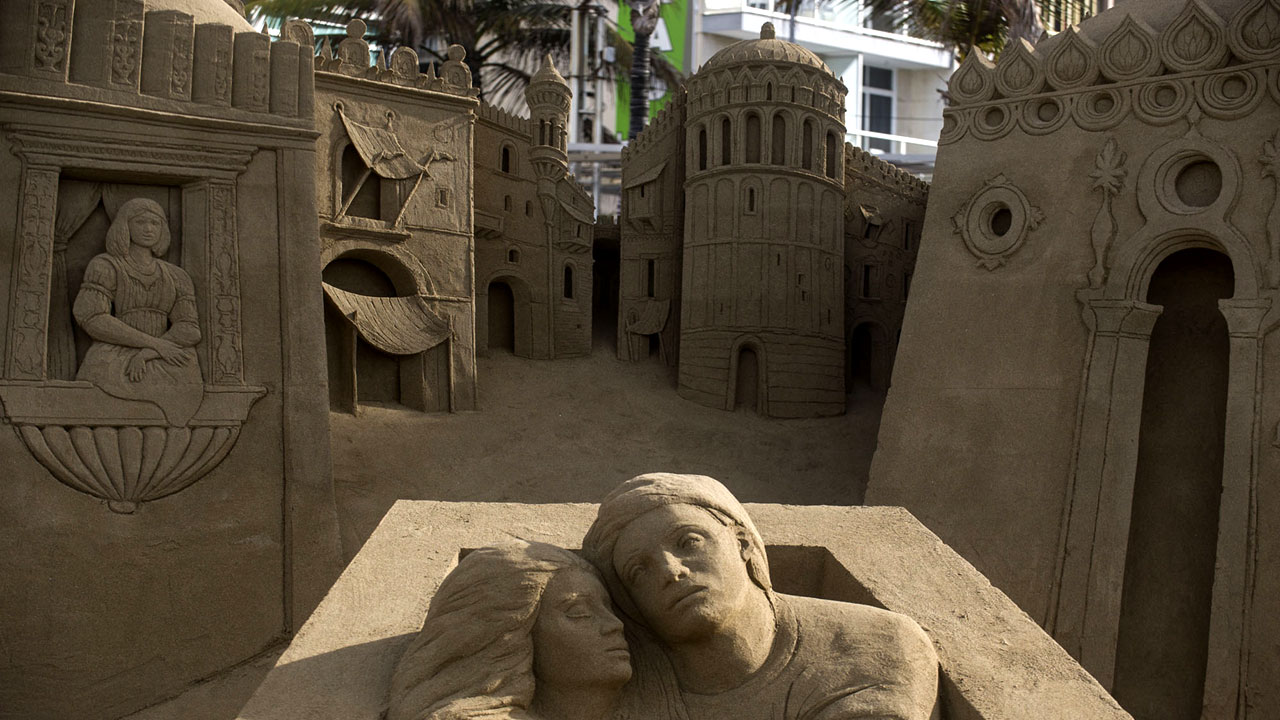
[{"x1": 583, "y1": 473, "x2": 772, "y2": 642}]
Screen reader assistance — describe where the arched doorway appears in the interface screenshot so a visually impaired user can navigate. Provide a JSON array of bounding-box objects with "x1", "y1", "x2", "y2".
[
  {"x1": 323, "y1": 258, "x2": 403, "y2": 411},
  {"x1": 844, "y1": 320, "x2": 875, "y2": 389},
  {"x1": 1112, "y1": 248, "x2": 1233, "y2": 720},
  {"x1": 734, "y1": 346, "x2": 760, "y2": 413},
  {"x1": 488, "y1": 280, "x2": 516, "y2": 353}
]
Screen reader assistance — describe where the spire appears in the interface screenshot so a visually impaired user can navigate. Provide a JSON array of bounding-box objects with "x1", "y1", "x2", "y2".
[{"x1": 530, "y1": 54, "x2": 568, "y2": 87}]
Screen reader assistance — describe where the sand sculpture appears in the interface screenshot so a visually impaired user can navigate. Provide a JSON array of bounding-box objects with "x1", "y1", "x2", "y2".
[
  {"x1": 387, "y1": 542, "x2": 631, "y2": 720},
  {"x1": 0, "y1": 1, "x2": 345, "y2": 716},
  {"x1": 615, "y1": 24, "x2": 927, "y2": 417},
  {"x1": 867, "y1": 0, "x2": 1280, "y2": 717},
  {"x1": 387, "y1": 474, "x2": 939, "y2": 720},
  {"x1": 0, "y1": 2, "x2": 600, "y2": 714}
]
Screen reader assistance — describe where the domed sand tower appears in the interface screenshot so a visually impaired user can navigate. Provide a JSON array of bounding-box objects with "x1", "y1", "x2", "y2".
[{"x1": 678, "y1": 23, "x2": 849, "y2": 417}]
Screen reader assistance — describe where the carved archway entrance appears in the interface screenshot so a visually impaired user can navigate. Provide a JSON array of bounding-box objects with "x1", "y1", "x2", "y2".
[{"x1": 1111, "y1": 248, "x2": 1233, "y2": 719}]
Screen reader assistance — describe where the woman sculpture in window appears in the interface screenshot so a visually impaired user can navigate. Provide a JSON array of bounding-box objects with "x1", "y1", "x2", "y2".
[
  {"x1": 73, "y1": 198, "x2": 203, "y2": 426},
  {"x1": 387, "y1": 541, "x2": 632, "y2": 720}
]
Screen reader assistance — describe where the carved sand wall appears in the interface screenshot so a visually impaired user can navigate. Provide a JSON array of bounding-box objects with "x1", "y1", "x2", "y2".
[
  {"x1": 618, "y1": 92, "x2": 686, "y2": 365},
  {"x1": 0, "y1": 3, "x2": 340, "y2": 717},
  {"x1": 473, "y1": 56, "x2": 593, "y2": 361},
  {"x1": 867, "y1": 0, "x2": 1280, "y2": 716},
  {"x1": 311, "y1": 20, "x2": 478, "y2": 413},
  {"x1": 843, "y1": 144, "x2": 928, "y2": 392}
]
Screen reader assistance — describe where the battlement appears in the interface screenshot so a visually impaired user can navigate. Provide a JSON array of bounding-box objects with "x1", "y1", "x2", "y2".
[
  {"x1": 622, "y1": 89, "x2": 687, "y2": 161},
  {"x1": 0, "y1": 0, "x2": 313, "y2": 128},
  {"x1": 476, "y1": 101, "x2": 534, "y2": 138},
  {"x1": 844, "y1": 143, "x2": 929, "y2": 203},
  {"x1": 312, "y1": 19, "x2": 477, "y2": 100}
]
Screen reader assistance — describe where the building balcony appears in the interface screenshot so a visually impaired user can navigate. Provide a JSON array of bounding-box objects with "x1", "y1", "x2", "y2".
[{"x1": 698, "y1": 0, "x2": 951, "y2": 70}]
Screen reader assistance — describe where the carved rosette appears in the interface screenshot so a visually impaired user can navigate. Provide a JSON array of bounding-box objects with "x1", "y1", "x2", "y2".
[
  {"x1": 1088, "y1": 139, "x2": 1127, "y2": 288},
  {"x1": 952, "y1": 175, "x2": 1044, "y2": 270}
]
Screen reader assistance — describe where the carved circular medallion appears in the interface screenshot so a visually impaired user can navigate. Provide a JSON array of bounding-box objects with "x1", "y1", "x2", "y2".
[
  {"x1": 952, "y1": 175, "x2": 1044, "y2": 270},
  {"x1": 1074, "y1": 87, "x2": 1131, "y2": 131},
  {"x1": 1134, "y1": 79, "x2": 1193, "y2": 124},
  {"x1": 1159, "y1": 152, "x2": 1223, "y2": 213},
  {"x1": 1020, "y1": 96, "x2": 1072, "y2": 135},
  {"x1": 1198, "y1": 69, "x2": 1264, "y2": 119},
  {"x1": 971, "y1": 103, "x2": 1019, "y2": 140}
]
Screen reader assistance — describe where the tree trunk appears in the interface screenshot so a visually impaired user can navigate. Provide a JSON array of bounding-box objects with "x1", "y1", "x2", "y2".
[
  {"x1": 628, "y1": 0, "x2": 661, "y2": 140},
  {"x1": 628, "y1": 28, "x2": 650, "y2": 139}
]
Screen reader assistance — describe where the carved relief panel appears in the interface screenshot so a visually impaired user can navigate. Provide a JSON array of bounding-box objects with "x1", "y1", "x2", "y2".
[{"x1": 0, "y1": 129, "x2": 265, "y2": 513}]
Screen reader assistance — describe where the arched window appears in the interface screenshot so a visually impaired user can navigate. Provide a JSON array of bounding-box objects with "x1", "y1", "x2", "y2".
[
  {"x1": 802, "y1": 120, "x2": 814, "y2": 170},
  {"x1": 771, "y1": 115, "x2": 786, "y2": 165},
  {"x1": 500, "y1": 145, "x2": 513, "y2": 173},
  {"x1": 825, "y1": 132, "x2": 839, "y2": 179},
  {"x1": 766, "y1": 83, "x2": 773, "y2": 101},
  {"x1": 745, "y1": 113, "x2": 761, "y2": 163},
  {"x1": 504, "y1": 195, "x2": 512, "y2": 211},
  {"x1": 539, "y1": 120, "x2": 548, "y2": 146},
  {"x1": 525, "y1": 200, "x2": 533, "y2": 216},
  {"x1": 563, "y1": 264, "x2": 575, "y2": 299},
  {"x1": 698, "y1": 126, "x2": 708, "y2": 171},
  {"x1": 721, "y1": 117, "x2": 732, "y2": 165},
  {"x1": 508, "y1": 248, "x2": 520, "y2": 263}
]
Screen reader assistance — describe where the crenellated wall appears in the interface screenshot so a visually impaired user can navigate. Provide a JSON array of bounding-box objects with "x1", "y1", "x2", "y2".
[{"x1": 843, "y1": 144, "x2": 928, "y2": 392}]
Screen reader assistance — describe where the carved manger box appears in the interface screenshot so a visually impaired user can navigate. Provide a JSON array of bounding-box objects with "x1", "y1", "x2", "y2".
[{"x1": 237, "y1": 500, "x2": 1130, "y2": 720}]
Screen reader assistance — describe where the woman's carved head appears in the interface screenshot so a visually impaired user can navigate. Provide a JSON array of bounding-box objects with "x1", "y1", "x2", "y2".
[
  {"x1": 388, "y1": 541, "x2": 630, "y2": 720},
  {"x1": 106, "y1": 198, "x2": 171, "y2": 259}
]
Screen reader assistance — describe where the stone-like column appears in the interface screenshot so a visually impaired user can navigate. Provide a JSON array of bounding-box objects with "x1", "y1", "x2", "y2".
[
  {"x1": 1054, "y1": 296, "x2": 1161, "y2": 688},
  {"x1": 1201, "y1": 297, "x2": 1271, "y2": 719},
  {"x1": 6, "y1": 166, "x2": 59, "y2": 381}
]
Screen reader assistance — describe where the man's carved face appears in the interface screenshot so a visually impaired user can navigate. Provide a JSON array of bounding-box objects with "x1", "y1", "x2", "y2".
[{"x1": 612, "y1": 503, "x2": 754, "y2": 644}]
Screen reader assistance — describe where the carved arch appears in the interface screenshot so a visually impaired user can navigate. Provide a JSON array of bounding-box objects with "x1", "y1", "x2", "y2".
[{"x1": 726, "y1": 334, "x2": 768, "y2": 414}]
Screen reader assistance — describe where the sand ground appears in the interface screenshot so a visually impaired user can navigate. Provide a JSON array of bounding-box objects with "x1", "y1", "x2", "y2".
[{"x1": 124, "y1": 348, "x2": 884, "y2": 719}]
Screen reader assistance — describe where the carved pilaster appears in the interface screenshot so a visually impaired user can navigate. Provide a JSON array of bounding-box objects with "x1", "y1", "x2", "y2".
[
  {"x1": 69, "y1": 0, "x2": 143, "y2": 91},
  {"x1": 206, "y1": 181, "x2": 244, "y2": 384},
  {"x1": 1088, "y1": 138, "x2": 1127, "y2": 288},
  {"x1": 1262, "y1": 129, "x2": 1280, "y2": 287},
  {"x1": 33, "y1": 0, "x2": 73, "y2": 80},
  {"x1": 192, "y1": 23, "x2": 234, "y2": 107},
  {"x1": 6, "y1": 167, "x2": 59, "y2": 381}
]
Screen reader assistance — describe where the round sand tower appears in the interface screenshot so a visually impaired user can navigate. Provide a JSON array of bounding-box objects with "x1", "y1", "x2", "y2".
[{"x1": 678, "y1": 23, "x2": 849, "y2": 417}]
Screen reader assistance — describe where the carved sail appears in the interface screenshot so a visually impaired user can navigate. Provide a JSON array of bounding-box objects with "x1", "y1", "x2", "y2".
[{"x1": 337, "y1": 105, "x2": 427, "y2": 180}]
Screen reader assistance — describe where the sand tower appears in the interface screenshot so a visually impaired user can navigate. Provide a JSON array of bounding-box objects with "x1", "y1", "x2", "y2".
[{"x1": 677, "y1": 23, "x2": 849, "y2": 417}]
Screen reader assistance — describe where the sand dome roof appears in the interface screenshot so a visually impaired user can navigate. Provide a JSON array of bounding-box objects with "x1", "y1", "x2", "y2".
[{"x1": 700, "y1": 22, "x2": 832, "y2": 75}]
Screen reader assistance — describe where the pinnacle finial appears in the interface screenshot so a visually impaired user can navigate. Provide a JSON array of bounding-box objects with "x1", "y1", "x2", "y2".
[{"x1": 761, "y1": 22, "x2": 775, "y2": 40}]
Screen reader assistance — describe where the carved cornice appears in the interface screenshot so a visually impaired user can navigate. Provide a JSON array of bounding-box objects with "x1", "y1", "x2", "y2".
[{"x1": 5, "y1": 126, "x2": 254, "y2": 175}]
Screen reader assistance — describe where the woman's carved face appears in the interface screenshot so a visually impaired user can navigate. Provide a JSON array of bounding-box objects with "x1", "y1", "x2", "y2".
[
  {"x1": 531, "y1": 567, "x2": 632, "y2": 690},
  {"x1": 128, "y1": 212, "x2": 165, "y2": 249}
]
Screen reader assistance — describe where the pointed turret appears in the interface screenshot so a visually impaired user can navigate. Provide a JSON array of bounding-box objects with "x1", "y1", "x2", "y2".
[{"x1": 525, "y1": 54, "x2": 571, "y2": 180}]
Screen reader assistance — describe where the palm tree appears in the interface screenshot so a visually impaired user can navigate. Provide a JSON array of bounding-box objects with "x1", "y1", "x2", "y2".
[
  {"x1": 246, "y1": 0, "x2": 573, "y2": 105},
  {"x1": 853, "y1": 0, "x2": 1096, "y2": 61}
]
